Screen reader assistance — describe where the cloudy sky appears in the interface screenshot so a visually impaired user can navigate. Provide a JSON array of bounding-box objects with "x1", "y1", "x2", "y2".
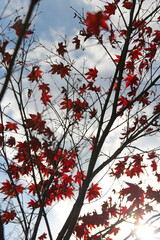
[{"x1": 0, "y1": 1, "x2": 160, "y2": 239}]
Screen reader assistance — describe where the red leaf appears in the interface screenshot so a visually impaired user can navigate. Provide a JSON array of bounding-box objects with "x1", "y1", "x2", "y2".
[
  {"x1": 89, "y1": 107, "x2": 97, "y2": 119},
  {"x1": 28, "y1": 66, "x2": 42, "y2": 82},
  {"x1": 0, "y1": 180, "x2": 24, "y2": 199},
  {"x1": 30, "y1": 136, "x2": 41, "y2": 152},
  {"x1": 155, "y1": 172, "x2": 160, "y2": 182},
  {"x1": 128, "y1": 48, "x2": 142, "y2": 61},
  {"x1": 110, "y1": 227, "x2": 120, "y2": 236},
  {"x1": 124, "y1": 74, "x2": 139, "y2": 90},
  {"x1": 3, "y1": 52, "x2": 11, "y2": 64},
  {"x1": 148, "y1": 151, "x2": 158, "y2": 159},
  {"x1": 85, "y1": 67, "x2": 98, "y2": 80},
  {"x1": 85, "y1": 11, "x2": 109, "y2": 36},
  {"x1": 86, "y1": 183, "x2": 101, "y2": 202},
  {"x1": 60, "y1": 98, "x2": 73, "y2": 111},
  {"x1": 6, "y1": 136, "x2": 16, "y2": 147},
  {"x1": 79, "y1": 84, "x2": 87, "y2": 94},
  {"x1": 118, "y1": 96, "x2": 131, "y2": 115},
  {"x1": 152, "y1": 30, "x2": 160, "y2": 45},
  {"x1": 151, "y1": 160, "x2": 157, "y2": 172},
  {"x1": 87, "y1": 81, "x2": 100, "y2": 92},
  {"x1": 28, "y1": 199, "x2": 40, "y2": 209},
  {"x1": 105, "y1": 2, "x2": 117, "y2": 16},
  {"x1": 38, "y1": 233, "x2": 47, "y2": 240},
  {"x1": 120, "y1": 206, "x2": 128, "y2": 217},
  {"x1": 74, "y1": 170, "x2": 86, "y2": 186},
  {"x1": 50, "y1": 63, "x2": 71, "y2": 78},
  {"x1": 0, "y1": 39, "x2": 9, "y2": 54},
  {"x1": 126, "y1": 154, "x2": 146, "y2": 178},
  {"x1": 10, "y1": 19, "x2": 33, "y2": 38},
  {"x1": 72, "y1": 36, "x2": 80, "y2": 49},
  {"x1": 114, "y1": 55, "x2": 120, "y2": 63},
  {"x1": 56, "y1": 42, "x2": 67, "y2": 57},
  {"x1": 123, "y1": 1, "x2": 132, "y2": 9},
  {"x1": 125, "y1": 61, "x2": 135, "y2": 74},
  {"x1": 1, "y1": 210, "x2": 16, "y2": 224},
  {"x1": 38, "y1": 83, "x2": 52, "y2": 105},
  {"x1": 111, "y1": 159, "x2": 127, "y2": 178},
  {"x1": 5, "y1": 122, "x2": 19, "y2": 132},
  {"x1": 145, "y1": 43, "x2": 157, "y2": 61},
  {"x1": 25, "y1": 112, "x2": 46, "y2": 132},
  {"x1": 120, "y1": 182, "x2": 144, "y2": 206}
]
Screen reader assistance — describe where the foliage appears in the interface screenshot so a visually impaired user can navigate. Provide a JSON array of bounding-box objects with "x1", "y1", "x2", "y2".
[{"x1": 0, "y1": 0, "x2": 160, "y2": 240}]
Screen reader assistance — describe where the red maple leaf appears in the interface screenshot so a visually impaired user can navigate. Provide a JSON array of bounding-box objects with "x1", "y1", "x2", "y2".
[
  {"x1": 10, "y1": 19, "x2": 33, "y2": 38},
  {"x1": 89, "y1": 107, "x2": 97, "y2": 119},
  {"x1": 30, "y1": 136, "x2": 41, "y2": 152},
  {"x1": 124, "y1": 74, "x2": 139, "y2": 90},
  {"x1": 56, "y1": 42, "x2": 67, "y2": 57},
  {"x1": 120, "y1": 206, "x2": 128, "y2": 217},
  {"x1": 86, "y1": 183, "x2": 101, "y2": 202},
  {"x1": 120, "y1": 182, "x2": 144, "y2": 206},
  {"x1": 50, "y1": 63, "x2": 71, "y2": 78},
  {"x1": 119, "y1": 29, "x2": 127, "y2": 37},
  {"x1": 74, "y1": 170, "x2": 86, "y2": 186},
  {"x1": 1, "y1": 210, "x2": 16, "y2": 224},
  {"x1": 128, "y1": 48, "x2": 142, "y2": 61},
  {"x1": 62, "y1": 185, "x2": 74, "y2": 199},
  {"x1": 123, "y1": 1, "x2": 132, "y2": 9},
  {"x1": 114, "y1": 55, "x2": 120, "y2": 63},
  {"x1": 125, "y1": 61, "x2": 135, "y2": 74},
  {"x1": 3, "y1": 52, "x2": 11, "y2": 64},
  {"x1": 60, "y1": 98, "x2": 73, "y2": 111},
  {"x1": 87, "y1": 81, "x2": 101, "y2": 92},
  {"x1": 79, "y1": 84, "x2": 87, "y2": 94},
  {"x1": 38, "y1": 83, "x2": 52, "y2": 105},
  {"x1": 72, "y1": 35, "x2": 80, "y2": 49},
  {"x1": 72, "y1": 98, "x2": 88, "y2": 120},
  {"x1": 25, "y1": 112, "x2": 46, "y2": 132},
  {"x1": 110, "y1": 227, "x2": 120, "y2": 236},
  {"x1": 85, "y1": 67, "x2": 98, "y2": 80},
  {"x1": 111, "y1": 159, "x2": 127, "y2": 178},
  {"x1": 28, "y1": 199, "x2": 40, "y2": 209},
  {"x1": 151, "y1": 160, "x2": 157, "y2": 172},
  {"x1": 5, "y1": 122, "x2": 19, "y2": 132},
  {"x1": 28, "y1": 66, "x2": 42, "y2": 82},
  {"x1": 0, "y1": 180, "x2": 24, "y2": 199},
  {"x1": 155, "y1": 172, "x2": 160, "y2": 182},
  {"x1": 139, "y1": 60, "x2": 149, "y2": 75},
  {"x1": 126, "y1": 154, "x2": 146, "y2": 178},
  {"x1": 118, "y1": 96, "x2": 131, "y2": 115},
  {"x1": 148, "y1": 151, "x2": 158, "y2": 159},
  {"x1": 6, "y1": 136, "x2": 16, "y2": 147},
  {"x1": 152, "y1": 30, "x2": 160, "y2": 45},
  {"x1": 38, "y1": 233, "x2": 47, "y2": 240},
  {"x1": 145, "y1": 43, "x2": 157, "y2": 61},
  {"x1": 105, "y1": 2, "x2": 117, "y2": 16},
  {"x1": 0, "y1": 39, "x2": 8, "y2": 54},
  {"x1": 85, "y1": 11, "x2": 109, "y2": 36}
]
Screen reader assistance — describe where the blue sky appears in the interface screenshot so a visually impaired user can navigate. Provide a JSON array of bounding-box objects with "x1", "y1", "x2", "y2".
[{"x1": 37, "y1": 0, "x2": 85, "y2": 36}]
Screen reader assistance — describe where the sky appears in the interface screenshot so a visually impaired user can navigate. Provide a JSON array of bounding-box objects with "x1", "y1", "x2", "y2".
[{"x1": 0, "y1": 0, "x2": 160, "y2": 239}]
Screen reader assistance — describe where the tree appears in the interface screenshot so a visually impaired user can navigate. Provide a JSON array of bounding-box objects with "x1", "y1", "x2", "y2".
[{"x1": 0, "y1": 0, "x2": 160, "y2": 239}]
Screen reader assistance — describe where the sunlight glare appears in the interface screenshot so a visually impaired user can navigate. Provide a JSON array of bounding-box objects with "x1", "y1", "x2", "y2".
[{"x1": 136, "y1": 225, "x2": 155, "y2": 240}]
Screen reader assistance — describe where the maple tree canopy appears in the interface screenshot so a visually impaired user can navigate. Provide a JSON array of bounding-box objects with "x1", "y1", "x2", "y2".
[{"x1": 0, "y1": 0, "x2": 160, "y2": 240}]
